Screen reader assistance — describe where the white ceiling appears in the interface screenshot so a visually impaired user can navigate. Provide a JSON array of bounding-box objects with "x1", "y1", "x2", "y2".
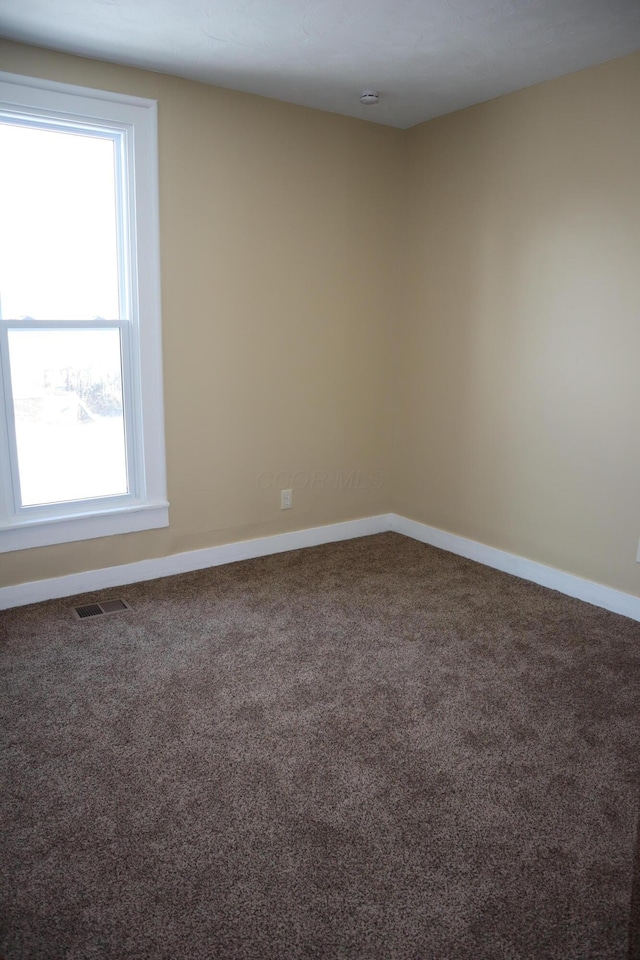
[{"x1": 1, "y1": 0, "x2": 640, "y2": 128}]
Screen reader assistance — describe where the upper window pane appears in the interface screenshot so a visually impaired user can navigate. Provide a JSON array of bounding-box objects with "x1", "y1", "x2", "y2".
[{"x1": 0, "y1": 122, "x2": 120, "y2": 321}]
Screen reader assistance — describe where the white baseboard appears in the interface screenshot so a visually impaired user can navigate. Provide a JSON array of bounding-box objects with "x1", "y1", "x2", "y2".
[
  {"x1": 0, "y1": 514, "x2": 393, "y2": 610},
  {"x1": 2, "y1": 511, "x2": 639, "y2": 622},
  {"x1": 390, "y1": 514, "x2": 640, "y2": 622}
]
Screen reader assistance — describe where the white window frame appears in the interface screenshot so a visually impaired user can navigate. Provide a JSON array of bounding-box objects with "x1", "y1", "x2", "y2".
[{"x1": 0, "y1": 72, "x2": 168, "y2": 553}]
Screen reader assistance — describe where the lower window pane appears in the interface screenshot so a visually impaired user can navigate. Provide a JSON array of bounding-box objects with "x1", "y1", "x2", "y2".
[{"x1": 8, "y1": 328, "x2": 128, "y2": 507}]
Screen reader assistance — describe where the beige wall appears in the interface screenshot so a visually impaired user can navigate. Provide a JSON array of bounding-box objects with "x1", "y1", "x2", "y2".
[
  {"x1": 0, "y1": 40, "x2": 402, "y2": 588},
  {"x1": 393, "y1": 52, "x2": 640, "y2": 596},
  {"x1": 2, "y1": 42, "x2": 639, "y2": 600}
]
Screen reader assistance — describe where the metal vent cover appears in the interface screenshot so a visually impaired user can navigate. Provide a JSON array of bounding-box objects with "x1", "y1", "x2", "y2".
[{"x1": 72, "y1": 598, "x2": 132, "y2": 620}]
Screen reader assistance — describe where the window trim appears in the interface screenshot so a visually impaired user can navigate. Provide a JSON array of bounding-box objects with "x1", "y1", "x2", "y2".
[{"x1": 0, "y1": 71, "x2": 168, "y2": 553}]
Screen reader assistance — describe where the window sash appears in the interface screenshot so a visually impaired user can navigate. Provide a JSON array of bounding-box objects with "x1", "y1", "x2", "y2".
[
  {"x1": 0, "y1": 111, "x2": 139, "y2": 522},
  {"x1": 0, "y1": 319, "x2": 143, "y2": 523}
]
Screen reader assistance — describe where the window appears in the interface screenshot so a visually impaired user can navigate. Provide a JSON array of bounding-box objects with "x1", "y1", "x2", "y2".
[{"x1": 0, "y1": 72, "x2": 168, "y2": 553}]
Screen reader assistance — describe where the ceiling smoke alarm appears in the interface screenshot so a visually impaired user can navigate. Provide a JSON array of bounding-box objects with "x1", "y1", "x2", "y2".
[{"x1": 360, "y1": 91, "x2": 379, "y2": 105}]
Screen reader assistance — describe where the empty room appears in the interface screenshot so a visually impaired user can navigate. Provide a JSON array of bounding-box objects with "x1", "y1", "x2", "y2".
[{"x1": 1, "y1": 1, "x2": 640, "y2": 957}]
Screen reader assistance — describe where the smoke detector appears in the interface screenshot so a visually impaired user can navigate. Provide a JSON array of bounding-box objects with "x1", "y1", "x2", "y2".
[{"x1": 360, "y1": 91, "x2": 379, "y2": 105}]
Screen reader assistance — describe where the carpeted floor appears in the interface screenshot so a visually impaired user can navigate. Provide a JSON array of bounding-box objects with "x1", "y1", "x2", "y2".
[{"x1": 2, "y1": 532, "x2": 640, "y2": 959}]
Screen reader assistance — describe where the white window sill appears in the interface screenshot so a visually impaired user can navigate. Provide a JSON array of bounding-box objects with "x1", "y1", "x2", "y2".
[{"x1": 0, "y1": 501, "x2": 169, "y2": 553}]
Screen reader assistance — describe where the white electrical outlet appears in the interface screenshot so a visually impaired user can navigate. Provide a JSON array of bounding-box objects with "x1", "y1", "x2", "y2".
[
  {"x1": 636, "y1": 538, "x2": 640, "y2": 562},
  {"x1": 281, "y1": 489, "x2": 293, "y2": 510}
]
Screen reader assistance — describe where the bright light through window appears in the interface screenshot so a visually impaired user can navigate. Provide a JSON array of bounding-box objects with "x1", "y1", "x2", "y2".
[
  {"x1": 0, "y1": 123, "x2": 120, "y2": 321},
  {"x1": 0, "y1": 120, "x2": 127, "y2": 509},
  {"x1": 8, "y1": 328, "x2": 128, "y2": 506}
]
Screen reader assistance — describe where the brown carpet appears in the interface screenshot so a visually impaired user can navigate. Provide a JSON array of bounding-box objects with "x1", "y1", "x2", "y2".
[
  {"x1": 630, "y1": 803, "x2": 640, "y2": 960},
  {"x1": 2, "y1": 532, "x2": 640, "y2": 959}
]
